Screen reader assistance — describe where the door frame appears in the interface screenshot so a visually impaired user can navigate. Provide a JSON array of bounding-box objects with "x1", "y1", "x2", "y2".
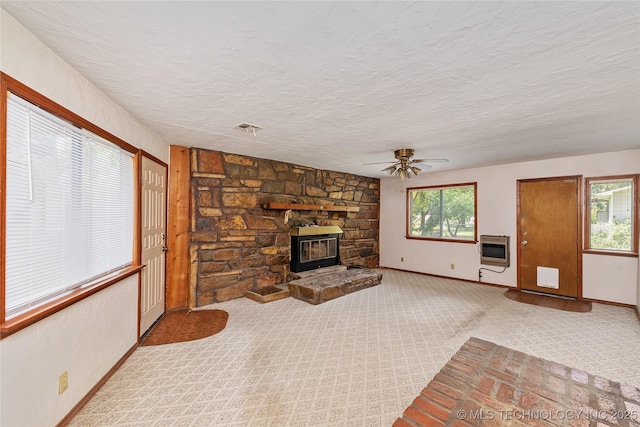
[
  {"x1": 136, "y1": 150, "x2": 169, "y2": 340},
  {"x1": 516, "y1": 175, "x2": 583, "y2": 299}
]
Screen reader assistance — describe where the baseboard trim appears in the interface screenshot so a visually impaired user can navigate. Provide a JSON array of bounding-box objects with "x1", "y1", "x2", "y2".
[
  {"x1": 56, "y1": 343, "x2": 138, "y2": 427},
  {"x1": 582, "y1": 298, "x2": 635, "y2": 309},
  {"x1": 379, "y1": 266, "x2": 513, "y2": 289},
  {"x1": 380, "y1": 267, "x2": 637, "y2": 308}
]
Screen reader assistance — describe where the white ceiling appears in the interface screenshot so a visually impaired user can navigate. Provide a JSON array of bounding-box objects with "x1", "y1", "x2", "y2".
[{"x1": 3, "y1": 1, "x2": 639, "y2": 178}]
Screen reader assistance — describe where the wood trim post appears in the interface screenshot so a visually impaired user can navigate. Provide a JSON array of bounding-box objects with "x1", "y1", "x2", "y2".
[{"x1": 166, "y1": 146, "x2": 191, "y2": 309}]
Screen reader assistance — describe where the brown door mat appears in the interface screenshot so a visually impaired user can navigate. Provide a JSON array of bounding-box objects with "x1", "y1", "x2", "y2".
[
  {"x1": 504, "y1": 289, "x2": 592, "y2": 312},
  {"x1": 141, "y1": 308, "x2": 228, "y2": 346}
]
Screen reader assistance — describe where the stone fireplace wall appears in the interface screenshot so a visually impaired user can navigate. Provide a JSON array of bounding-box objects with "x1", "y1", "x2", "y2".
[{"x1": 190, "y1": 148, "x2": 380, "y2": 305}]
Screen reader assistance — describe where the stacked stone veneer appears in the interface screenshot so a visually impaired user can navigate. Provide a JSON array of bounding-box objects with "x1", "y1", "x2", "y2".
[{"x1": 190, "y1": 148, "x2": 380, "y2": 306}]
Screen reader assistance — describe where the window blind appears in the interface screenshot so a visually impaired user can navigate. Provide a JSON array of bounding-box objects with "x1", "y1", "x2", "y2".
[{"x1": 5, "y1": 93, "x2": 134, "y2": 318}]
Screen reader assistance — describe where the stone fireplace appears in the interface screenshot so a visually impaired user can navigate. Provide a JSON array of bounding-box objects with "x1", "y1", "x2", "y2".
[
  {"x1": 290, "y1": 226, "x2": 343, "y2": 273},
  {"x1": 181, "y1": 147, "x2": 380, "y2": 305}
]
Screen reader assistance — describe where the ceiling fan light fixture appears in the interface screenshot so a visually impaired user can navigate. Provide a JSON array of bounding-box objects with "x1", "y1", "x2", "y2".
[
  {"x1": 383, "y1": 165, "x2": 397, "y2": 175},
  {"x1": 368, "y1": 148, "x2": 448, "y2": 180}
]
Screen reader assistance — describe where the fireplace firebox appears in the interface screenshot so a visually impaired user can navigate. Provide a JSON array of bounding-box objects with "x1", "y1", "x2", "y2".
[{"x1": 290, "y1": 226, "x2": 343, "y2": 273}]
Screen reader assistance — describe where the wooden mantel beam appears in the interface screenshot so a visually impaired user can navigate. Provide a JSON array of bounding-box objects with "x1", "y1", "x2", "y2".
[{"x1": 262, "y1": 202, "x2": 360, "y2": 213}]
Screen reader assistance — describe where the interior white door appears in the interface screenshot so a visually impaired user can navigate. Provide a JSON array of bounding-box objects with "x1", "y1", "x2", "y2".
[{"x1": 140, "y1": 156, "x2": 167, "y2": 336}]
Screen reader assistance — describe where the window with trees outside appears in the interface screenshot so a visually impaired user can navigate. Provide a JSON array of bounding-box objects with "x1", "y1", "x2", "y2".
[
  {"x1": 407, "y1": 183, "x2": 477, "y2": 242},
  {"x1": 585, "y1": 175, "x2": 638, "y2": 255}
]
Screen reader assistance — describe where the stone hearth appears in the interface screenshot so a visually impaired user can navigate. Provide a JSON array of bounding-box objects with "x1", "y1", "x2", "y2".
[{"x1": 288, "y1": 265, "x2": 383, "y2": 305}]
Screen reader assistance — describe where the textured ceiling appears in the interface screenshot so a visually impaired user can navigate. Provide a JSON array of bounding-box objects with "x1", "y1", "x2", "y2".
[{"x1": 2, "y1": 1, "x2": 639, "y2": 177}]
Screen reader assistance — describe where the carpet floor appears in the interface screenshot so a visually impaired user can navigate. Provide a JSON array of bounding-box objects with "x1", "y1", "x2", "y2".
[
  {"x1": 69, "y1": 270, "x2": 640, "y2": 426},
  {"x1": 395, "y1": 337, "x2": 640, "y2": 426}
]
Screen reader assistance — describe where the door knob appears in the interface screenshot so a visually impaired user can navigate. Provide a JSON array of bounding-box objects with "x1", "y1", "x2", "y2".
[{"x1": 522, "y1": 240, "x2": 528, "y2": 246}]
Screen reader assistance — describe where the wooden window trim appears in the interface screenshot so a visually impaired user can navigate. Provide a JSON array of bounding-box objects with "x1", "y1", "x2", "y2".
[
  {"x1": 405, "y1": 182, "x2": 478, "y2": 243},
  {"x1": 0, "y1": 72, "x2": 142, "y2": 338},
  {"x1": 583, "y1": 174, "x2": 639, "y2": 256},
  {"x1": 1, "y1": 265, "x2": 144, "y2": 339}
]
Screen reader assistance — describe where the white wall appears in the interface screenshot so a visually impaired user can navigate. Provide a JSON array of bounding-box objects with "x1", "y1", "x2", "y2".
[
  {"x1": 0, "y1": 9, "x2": 169, "y2": 426},
  {"x1": 0, "y1": 10, "x2": 168, "y2": 164},
  {"x1": 380, "y1": 149, "x2": 640, "y2": 305},
  {"x1": 0, "y1": 277, "x2": 138, "y2": 426}
]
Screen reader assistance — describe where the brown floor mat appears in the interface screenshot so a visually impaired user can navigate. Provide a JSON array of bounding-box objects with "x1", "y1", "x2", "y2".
[
  {"x1": 140, "y1": 308, "x2": 228, "y2": 346},
  {"x1": 504, "y1": 289, "x2": 592, "y2": 312}
]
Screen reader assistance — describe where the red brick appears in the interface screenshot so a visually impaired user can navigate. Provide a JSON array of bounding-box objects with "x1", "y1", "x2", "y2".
[
  {"x1": 420, "y1": 387, "x2": 457, "y2": 409},
  {"x1": 548, "y1": 361, "x2": 567, "y2": 378},
  {"x1": 567, "y1": 416, "x2": 590, "y2": 427},
  {"x1": 509, "y1": 350, "x2": 526, "y2": 363},
  {"x1": 452, "y1": 354, "x2": 483, "y2": 368},
  {"x1": 518, "y1": 391, "x2": 539, "y2": 410},
  {"x1": 548, "y1": 375, "x2": 566, "y2": 395},
  {"x1": 457, "y1": 399, "x2": 482, "y2": 416},
  {"x1": 393, "y1": 418, "x2": 414, "y2": 427},
  {"x1": 476, "y1": 376, "x2": 496, "y2": 395},
  {"x1": 434, "y1": 372, "x2": 471, "y2": 394},
  {"x1": 540, "y1": 401, "x2": 564, "y2": 426},
  {"x1": 521, "y1": 382, "x2": 563, "y2": 404},
  {"x1": 469, "y1": 391, "x2": 512, "y2": 411},
  {"x1": 522, "y1": 367, "x2": 543, "y2": 385},
  {"x1": 413, "y1": 396, "x2": 450, "y2": 421},
  {"x1": 593, "y1": 376, "x2": 615, "y2": 393},
  {"x1": 505, "y1": 362, "x2": 522, "y2": 377},
  {"x1": 496, "y1": 383, "x2": 515, "y2": 403},
  {"x1": 527, "y1": 355, "x2": 544, "y2": 367},
  {"x1": 447, "y1": 360, "x2": 478, "y2": 377},
  {"x1": 466, "y1": 338, "x2": 494, "y2": 352},
  {"x1": 570, "y1": 369, "x2": 589, "y2": 384},
  {"x1": 495, "y1": 347, "x2": 509, "y2": 357},
  {"x1": 489, "y1": 355, "x2": 505, "y2": 369},
  {"x1": 484, "y1": 367, "x2": 518, "y2": 385},
  {"x1": 429, "y1": 378, "x2": 463, "y2": 400},
  {"x1": 404, "y1": 406, "x2": 444, "y2": 427},
  {"x1": 451, "y1": 421, "x2": 470, "y2": 427},
  {"x1": 441, "y1": 366, "x2": 474, "y2": 384},
  {"x1": 570, "y1": 385, "x2": 590, "y2": 404}
]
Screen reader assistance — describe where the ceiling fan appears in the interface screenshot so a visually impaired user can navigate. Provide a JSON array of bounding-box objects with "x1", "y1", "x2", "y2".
[{"x1": 364, "y1": 149, "x2": 449, "y2": 181}]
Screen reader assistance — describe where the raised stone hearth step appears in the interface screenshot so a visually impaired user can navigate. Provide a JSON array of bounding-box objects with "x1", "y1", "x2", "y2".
[
  {"x1": 288, "y1": 264, "x2": 347, "y2": 280},
  {"x1": 288, "y1": 268, "x2": 383, "y2": 305}
]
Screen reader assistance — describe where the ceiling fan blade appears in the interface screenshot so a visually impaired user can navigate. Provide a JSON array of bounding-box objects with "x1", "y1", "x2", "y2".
[
  {"x1": 411, "y1": 158, "x2": 449, "y2": 163},
  {"x1": 363, "y1": 161, "x2": 398, "y2": 165},
  {"x1": 412, "y1": 163, "x2": 432, "y2": 169}
]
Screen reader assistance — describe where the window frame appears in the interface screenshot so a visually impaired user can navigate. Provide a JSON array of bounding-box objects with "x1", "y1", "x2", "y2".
[
  {"x1": 0, "y1": 72, "x2": 143, "y2": 338},
  {"x1": 405, "y1": 182, "x2": 478, "y2": 243},
  {"x1": 583, "y1": 174, "x2": 639, "y2": 257}
]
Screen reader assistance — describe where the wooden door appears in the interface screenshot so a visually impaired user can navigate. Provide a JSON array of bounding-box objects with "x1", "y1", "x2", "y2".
[
  {"x1": 140, "y1": 156, "x2": 167, "y2": 336},
  {"x1": 517, "y1": 177, "x2": 581, "y2": 298}
]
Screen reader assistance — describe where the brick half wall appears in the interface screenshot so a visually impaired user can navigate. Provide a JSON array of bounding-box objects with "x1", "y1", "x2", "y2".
[{"x1": 189, "y1": 148, "x2": 380, "y2": 305}]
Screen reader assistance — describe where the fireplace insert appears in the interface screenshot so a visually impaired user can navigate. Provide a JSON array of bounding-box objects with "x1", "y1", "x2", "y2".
[{"x1": 290, "y1": 226, "x2": 343, "y2": 273}]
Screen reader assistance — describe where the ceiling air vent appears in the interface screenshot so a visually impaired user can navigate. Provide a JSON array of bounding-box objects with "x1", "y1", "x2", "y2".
[{"x1": 234, "y1": 122, "x2": 262, "y2": 136}]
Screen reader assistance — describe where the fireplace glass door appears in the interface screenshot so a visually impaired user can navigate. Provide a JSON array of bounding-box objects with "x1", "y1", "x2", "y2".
[{"x1": 300, "y1": 238, "x2": 337, "y2": 264}]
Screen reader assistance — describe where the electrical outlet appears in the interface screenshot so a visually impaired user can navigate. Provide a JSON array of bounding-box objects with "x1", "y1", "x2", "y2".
[
  {"x1": 58, "y1": 371, "x2": 68, "y2": 395},
  {"x1": 450, "y1": 263, "x2": 455, "y2": 270}
]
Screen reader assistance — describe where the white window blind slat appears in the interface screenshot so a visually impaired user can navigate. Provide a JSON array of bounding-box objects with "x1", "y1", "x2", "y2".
[{"x1": 5, "y1": 93, "x2": 134, "y2": 318}]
